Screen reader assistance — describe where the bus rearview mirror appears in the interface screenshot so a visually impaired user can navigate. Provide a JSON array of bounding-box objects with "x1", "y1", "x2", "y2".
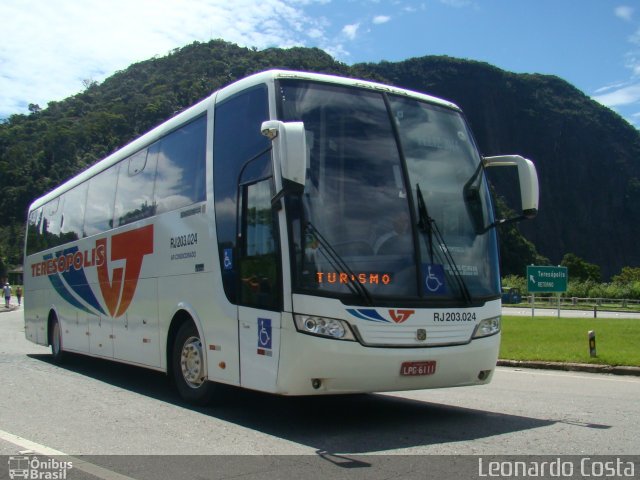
[
  {"x1": 484, "y1": 154, "x2": 539, "y2": 223},
  {"x1": 261, "y1": 120, "x2": 308, "y2": 189}
]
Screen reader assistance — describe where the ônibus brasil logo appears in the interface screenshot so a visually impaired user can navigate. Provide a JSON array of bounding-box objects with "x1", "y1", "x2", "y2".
[{"x1": 30, "y1": 225, "x2": 154, "y2": 317}]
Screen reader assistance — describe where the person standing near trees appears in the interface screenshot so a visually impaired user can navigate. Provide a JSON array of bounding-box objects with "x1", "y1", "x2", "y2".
[
  {"x1": 3, "y1": 283, "x2": 11, "y2": 308},
  {"x1": 16, "y1": 286, "x2": 22, "y2": 306}
]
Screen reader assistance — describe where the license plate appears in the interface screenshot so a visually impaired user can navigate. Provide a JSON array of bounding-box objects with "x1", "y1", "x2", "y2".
[{"x1": 400, "y1": 361, "x2": 437, "y2": 376}]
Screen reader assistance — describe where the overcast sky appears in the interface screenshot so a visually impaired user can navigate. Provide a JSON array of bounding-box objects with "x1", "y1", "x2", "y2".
[{"x1": 2, "y1": 0, "x2": 640, "y2": 127}]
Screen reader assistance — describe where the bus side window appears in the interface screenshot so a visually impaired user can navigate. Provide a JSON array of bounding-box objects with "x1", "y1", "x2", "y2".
[
  {"x1": 60, "y1": 182, "x2": 88, "y2": 243},
  {"x1": 84, "y1": 164, "x2": 120, "y2": 237},
  {"x1": 154, "y1": 115, "x2": 206, "y2": 215},
  {"x1": 213, "y1": 85, "x2": 270, "y2": 304},
  {"x1": 115, "y1": 147, "x2": 157, "y2": 227},
  {"x1": 26, "y1": 207, "x2": 46, "y2": 256},
  {"x1": 43, "y1": 197, "x2": 63, "y2": 249}
]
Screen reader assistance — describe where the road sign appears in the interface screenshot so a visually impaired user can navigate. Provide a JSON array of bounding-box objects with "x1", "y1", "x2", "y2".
[{"x1": 526, "y1": 266, "x2": 568, "y2": 293}]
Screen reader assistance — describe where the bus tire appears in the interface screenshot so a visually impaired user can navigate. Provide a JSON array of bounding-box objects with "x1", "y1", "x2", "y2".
[
  {"x1": 50, "y1": 315, "x2": 66, "y2": 364},
  {"x1": 171, "y1": 321, "x2": 216, "y2": 405}
]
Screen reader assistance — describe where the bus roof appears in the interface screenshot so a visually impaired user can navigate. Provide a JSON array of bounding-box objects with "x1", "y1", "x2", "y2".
[
  {"x1": 28, "y1": 69, "x2": 461, "y2": 212},
  {"x1": 215, "y1": 69, "x2": 460, "y2": 110}
]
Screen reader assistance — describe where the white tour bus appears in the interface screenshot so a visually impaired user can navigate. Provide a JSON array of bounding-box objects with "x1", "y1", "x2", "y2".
[{"x1": 24, "y1": 70, "x2": 538, "y2": 404}]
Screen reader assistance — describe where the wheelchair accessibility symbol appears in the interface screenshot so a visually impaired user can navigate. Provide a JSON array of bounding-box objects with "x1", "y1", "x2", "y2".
[
  {"x1": 424, "y1": 264, "x2": 446, "y2": 294},
  {"x1": 258, "y1": 318, "x2": 272, "y2": 350},
  {"x1": 223, "y1": 248, "x2": 233, "y2": 270}
]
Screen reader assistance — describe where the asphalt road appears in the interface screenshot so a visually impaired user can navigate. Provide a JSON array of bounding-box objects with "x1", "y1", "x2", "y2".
[{"x1": 1, "y1": 306, "x2": 638, "y2": 479}]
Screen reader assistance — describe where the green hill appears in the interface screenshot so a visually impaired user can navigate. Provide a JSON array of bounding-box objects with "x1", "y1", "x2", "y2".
[{"x1": 1, "y1": 39, "x2": 637, "y2": 278}]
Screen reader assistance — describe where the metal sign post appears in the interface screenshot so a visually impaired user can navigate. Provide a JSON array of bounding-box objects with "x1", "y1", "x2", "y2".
[{"x1": 531, "y1": 293, "x2": 535, "y2": 318}]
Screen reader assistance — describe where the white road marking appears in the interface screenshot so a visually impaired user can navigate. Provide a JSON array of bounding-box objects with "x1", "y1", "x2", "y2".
[{"x1": 0, "y1": 428, "x2": 138, "y2": 480}]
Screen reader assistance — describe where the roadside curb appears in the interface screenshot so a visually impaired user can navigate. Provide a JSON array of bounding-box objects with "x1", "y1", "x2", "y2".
[{"x1": 498, "y1": 359, "x2": 640, "y2": 377}]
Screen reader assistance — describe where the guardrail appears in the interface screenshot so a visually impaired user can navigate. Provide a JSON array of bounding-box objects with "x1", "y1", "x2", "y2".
[{"x1": 509, "y1": 296, "x2": 640, "y2": 313}]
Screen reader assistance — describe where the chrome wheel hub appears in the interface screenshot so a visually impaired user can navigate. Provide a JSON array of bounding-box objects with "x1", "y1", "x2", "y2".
[{"x1": 180, "y1": 336, "x2": 205, "y2": 388}]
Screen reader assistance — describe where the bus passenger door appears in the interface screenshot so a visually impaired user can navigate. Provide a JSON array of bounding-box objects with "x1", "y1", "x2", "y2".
[{"x1": 237, "y1": 177, "x2": 282, "y2": 392}]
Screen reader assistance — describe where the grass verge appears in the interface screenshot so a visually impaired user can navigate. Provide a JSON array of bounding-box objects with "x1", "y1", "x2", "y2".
[{"x1": 500, "y1": 316, "x2": 640, "y2": 367}]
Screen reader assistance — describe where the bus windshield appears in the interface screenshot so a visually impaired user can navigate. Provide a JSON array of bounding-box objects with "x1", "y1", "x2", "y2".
[{"x1": 278, "y1": 79, "x2": 500, "y2": 304}]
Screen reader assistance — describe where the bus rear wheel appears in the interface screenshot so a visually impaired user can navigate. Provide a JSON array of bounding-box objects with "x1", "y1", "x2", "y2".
[
  {"x1": 171, "y1": 321, "x2": 216, "y2": 405},
  {"x1": 50, "y1": 316, "x2": 66, "y2": 363}
]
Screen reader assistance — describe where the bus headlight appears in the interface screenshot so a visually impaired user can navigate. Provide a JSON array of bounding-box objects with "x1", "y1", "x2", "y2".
[
  {"x1": 294, "y1": 315, "x2": 356, "y2": 341},
  {"x1": 472, "y1": 316, "x2": 501, "y2": 338}
]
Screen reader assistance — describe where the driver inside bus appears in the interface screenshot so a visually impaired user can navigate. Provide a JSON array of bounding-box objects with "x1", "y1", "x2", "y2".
[{"x1": 373, "y1": 209, "x2": 412, "y2": 255}]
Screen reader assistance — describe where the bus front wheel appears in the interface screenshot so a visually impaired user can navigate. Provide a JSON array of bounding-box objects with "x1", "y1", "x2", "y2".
[{"x1": 171, "y1": 321, "x2": 216, "y2": 405}]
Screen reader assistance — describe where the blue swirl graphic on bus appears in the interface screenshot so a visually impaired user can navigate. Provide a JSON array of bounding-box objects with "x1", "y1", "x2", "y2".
[
  {"x1": 44, "y1": 253, "x2": 93, "y2": 314},
  {"x1": 44, "y1": 248, "x2": 106, "y2": 316},
  {"x1": 346, "y1": 309, "x2": 390, "y2": 323},
  {"x1": 59, "y1": 247, "x2": 106, "y2": 314}
]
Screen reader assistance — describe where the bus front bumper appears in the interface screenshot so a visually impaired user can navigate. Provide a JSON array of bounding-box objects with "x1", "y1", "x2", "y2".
[{"x1": 274, "y1": 328, "x2": 501, "y2": 396}]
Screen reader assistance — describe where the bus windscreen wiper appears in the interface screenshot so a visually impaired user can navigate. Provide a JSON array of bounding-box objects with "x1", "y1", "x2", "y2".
[
  {"x1": 416, "y1": 183, "x2": 472, "y2": 305},
  {"x1": 305, "y1": 221, "x2": 373, "y2": 306}
]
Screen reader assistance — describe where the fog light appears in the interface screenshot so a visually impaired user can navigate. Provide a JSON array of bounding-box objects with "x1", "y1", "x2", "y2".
[{"x1": 311, "y1": 378, "x2": 322, "y2": 389}]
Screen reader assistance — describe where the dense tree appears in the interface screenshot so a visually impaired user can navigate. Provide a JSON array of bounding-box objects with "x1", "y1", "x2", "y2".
[
  {"x1": 561, "y1": 253, "x2": 602, "y2": 282},
  {"x1": 612, "y1": 267, "x2": 640, "y2": 285},
  {"x1": 0, "y1": 39, "x2": 638, "y2": 278}
]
